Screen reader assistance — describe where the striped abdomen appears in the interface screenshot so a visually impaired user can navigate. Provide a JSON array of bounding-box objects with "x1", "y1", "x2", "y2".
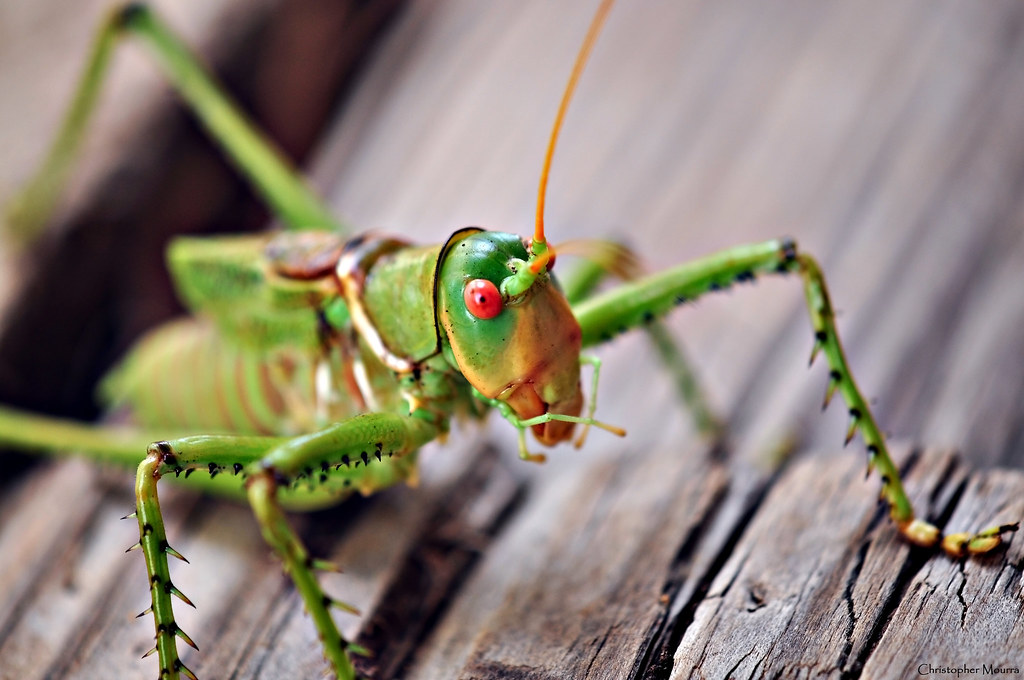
[{"x1": 101, "y1": 317, "x2": 361, "y2": 435}]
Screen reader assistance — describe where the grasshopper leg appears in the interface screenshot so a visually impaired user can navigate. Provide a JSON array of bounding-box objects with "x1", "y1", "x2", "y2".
[
  {"x1": 573, "y1": 238, "x2": 1018, "y2": 556},
  {"x1": 132, "y1": 414, "x2": 439, "y2": 680},
  {"x1": 560, "y1": 241, "x2": 724, "y2": 439}
]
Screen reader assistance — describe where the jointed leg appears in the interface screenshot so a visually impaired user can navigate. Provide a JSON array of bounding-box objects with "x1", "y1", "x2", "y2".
[
  {"x1": 561, "y1": 242, "x2": 724, "y2": 438},
  {"x1": 133, "y1": 414, "x2": 440, "y2": 680},
  {"x1": 573, "y1": 238, "x2": 1018, "y2": 556}
]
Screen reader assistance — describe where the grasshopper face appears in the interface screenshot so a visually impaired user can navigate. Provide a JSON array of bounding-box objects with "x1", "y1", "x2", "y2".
[{"x1": 437, "y1": 229, "x2": 583, "y2": 445}]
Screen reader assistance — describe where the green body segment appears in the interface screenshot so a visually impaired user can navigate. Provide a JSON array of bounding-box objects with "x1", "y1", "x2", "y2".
[
  {"x1": 106, "y1": 236, "x2": 479, "y2": 438},
  {"x1": 167, "y1": 233, "x2": 347, "y2": 353},
  {"x1": 361, "y1": 244, "x2": 444, "y2": 363},
  {"x1": 102, "y1": 318, "x2": 320, "y2": 435}
]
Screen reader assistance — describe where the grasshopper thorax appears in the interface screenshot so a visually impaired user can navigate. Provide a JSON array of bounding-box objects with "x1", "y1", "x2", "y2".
[{"x1": 437, "y1": 228, "x2": 583, "y2": 445}]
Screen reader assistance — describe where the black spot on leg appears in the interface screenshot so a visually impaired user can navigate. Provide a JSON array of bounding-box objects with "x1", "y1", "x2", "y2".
[
  {"x1": 642, "y1": 311, "x2": 655, "y2": 325},
  {"x1": 340, "y1": 454, "x2": 351, "y2": 467},
  {"x1": 174, "y1": 466, "x2": 183, "y2": 477},
  {"x1": 143, "y1": 523, "x2": 154, "y2": 536},
  {"x1": 233, "y1": 463, "x2": 243, "y2": 475},
  {"x1": 321, "y1": 461, "x2": 330, "y2": 473},
  {"x1": 151, "y1": 441, "x2": 177, "y2": 468},
  {"x1": 866, "y1": 444, "x2": 879, "y2": 457},
  {"x1": 674, "y1": 295, "x2": 687, "y2": 306},
  {"x1": 849, "y1": 408, "x2": 861, "y2": 420},
  {"x1": 830, "y1": 369, "x2": 842, "y2": 381},
  {"x1": 780, "y1": 238, "x2": 797, "y2": 261},
  {"x1": 361, "y1": 451, "x2": 370, "y2": 466},
  {"x1": 319, "y1": 474, "x2": 328, "y2": 483},
  {"x1": 151, "y1": 574, "x2": 162, "y2": 587},
  {"x1": 815, "y1": 330, "x2": 828, "y2": 343},
  {"x1": 185, "y1": 468, "x2": 195, "y2": 478},
  {"x1": 735, "y1": 270, "x2": 755, "y2": 284}
]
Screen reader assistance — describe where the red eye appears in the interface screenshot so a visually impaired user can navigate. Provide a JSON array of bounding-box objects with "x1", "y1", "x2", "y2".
[{"x1": 464, "y1": 278, "x2": 503, "y2": 319}]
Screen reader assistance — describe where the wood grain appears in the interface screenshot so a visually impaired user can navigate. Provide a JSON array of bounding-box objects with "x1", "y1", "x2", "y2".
[{"x1": 2, "y1": 1, "x2": 1024, "y2": 679}]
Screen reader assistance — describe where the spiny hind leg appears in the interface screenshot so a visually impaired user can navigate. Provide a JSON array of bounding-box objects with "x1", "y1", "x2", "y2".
[
  {"x1": 243, "y1": 414, "x2": 438, "y2": 678},
  {"x1": 796, "y1": 252, "x2": 1018, "y2": 555},
  {"x1": 571, "y1": 238, "x2": 1018, "y2": 556},
  {"x1": 560, "y1": 240, "x2": 723, "y2": 439},
  {"x1": 132, "y1": 413, "x2": 438, "y2": 680}
]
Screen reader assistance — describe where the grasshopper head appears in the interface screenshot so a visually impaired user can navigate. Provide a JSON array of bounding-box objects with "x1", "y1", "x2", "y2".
[{"x1": 437, "y1": 228, "x2": 582, "y2": 445}]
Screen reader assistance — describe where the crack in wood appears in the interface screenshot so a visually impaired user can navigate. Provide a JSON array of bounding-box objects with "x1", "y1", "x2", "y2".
[
  {"x1": 352, "y1": 445, "x2": 524, "y2": 680},
  {"x1": 635, "y1": 456, "x2": 793, "y2": 680},
  {"x1": 836, "y1": 539, "x2": 870, "y2": 672}
]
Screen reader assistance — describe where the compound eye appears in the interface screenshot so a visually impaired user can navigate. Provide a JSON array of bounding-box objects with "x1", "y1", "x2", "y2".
[{"x1": 464, "y1": 278, "x2": 503, "y2": 319}]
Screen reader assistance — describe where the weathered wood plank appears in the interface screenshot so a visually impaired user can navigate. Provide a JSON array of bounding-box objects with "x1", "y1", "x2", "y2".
[
  {"x1": 2, "y1": 1, "x2": 1024, "y2": 679},
  {"x1": 670, "y1": 446, "x2": 1022, "y2": 679},
  {"x1": 863, "y1": 470, "x2": 1024, "y2": 677}
]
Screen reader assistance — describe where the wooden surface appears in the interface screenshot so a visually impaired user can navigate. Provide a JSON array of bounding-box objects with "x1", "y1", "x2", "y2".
[{"x1": 2, "y1": 1, "x2": 1024, "y2": 679}]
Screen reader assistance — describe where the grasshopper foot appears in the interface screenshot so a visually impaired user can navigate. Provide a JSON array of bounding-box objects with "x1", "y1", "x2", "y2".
[{"x1": 941, "y1": 522, "x2": 1019, "y2": 558}]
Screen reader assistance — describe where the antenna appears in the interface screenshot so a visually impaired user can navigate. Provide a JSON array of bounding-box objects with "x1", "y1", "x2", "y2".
[{"x1": 531, "y1": 0, "x2": 615, "y2": 274}]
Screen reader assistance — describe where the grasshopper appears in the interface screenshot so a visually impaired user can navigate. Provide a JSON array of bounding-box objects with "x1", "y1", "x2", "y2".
[{"x1": 0, "y1": 2, "x2": 1018, "y2": 679}]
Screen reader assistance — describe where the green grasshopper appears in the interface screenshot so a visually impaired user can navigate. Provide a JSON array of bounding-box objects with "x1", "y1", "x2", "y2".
[{"x1": 0, "y1": 2, "x2": 1018, "y2": 679}]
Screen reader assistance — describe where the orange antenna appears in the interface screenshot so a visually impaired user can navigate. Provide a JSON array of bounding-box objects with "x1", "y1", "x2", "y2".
[{"x1": 534, "y1": 0, "x2": 615, "y2": 255}]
